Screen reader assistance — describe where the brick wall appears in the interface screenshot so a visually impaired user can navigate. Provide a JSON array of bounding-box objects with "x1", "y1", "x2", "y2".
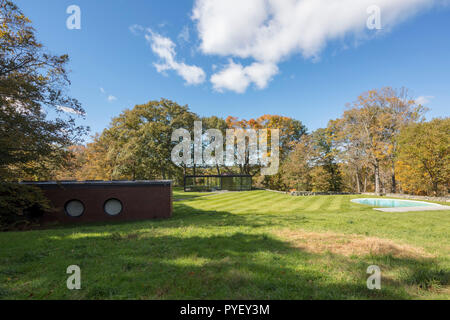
[{"x1": 23, "y1": 181, "x2": 173, "y2": 225}]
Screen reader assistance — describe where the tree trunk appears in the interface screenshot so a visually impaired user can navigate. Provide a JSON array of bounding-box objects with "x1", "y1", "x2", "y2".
[
  {"x1": 391, "y1": 163, "x2": 396, "y2": 193},
  {"x1": 374, "y1": 161, "x2": 381, "y2": 195},
  {"x1": 433, "y1": 181, "x2": 439, "y2": 196},
  {"x1": 216, "y1": 164, "x2": 221, "y2": 175},
  {"x1": 355, "y1": 171, "x2": 361, "y2": 193}
]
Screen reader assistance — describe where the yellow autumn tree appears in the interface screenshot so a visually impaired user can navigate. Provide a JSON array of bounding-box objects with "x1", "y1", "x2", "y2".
[{"x1": 396, "y1": 118, "x2": 449, "y2": 196}]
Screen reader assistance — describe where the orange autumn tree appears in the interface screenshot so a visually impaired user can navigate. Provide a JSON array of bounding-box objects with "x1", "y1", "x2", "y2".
[
  {"x1": 225, "y1": 115, "x2": 306, "y2": 175},
  {"x1": 78, "y1": 134, "x2": 115, "y2": 180},
  {"x1": 280, "y1": 135, "x2": 315, "y2": 191},
  {"x1": 50, "y1": 134, "x2": 114, "y2": 181}
]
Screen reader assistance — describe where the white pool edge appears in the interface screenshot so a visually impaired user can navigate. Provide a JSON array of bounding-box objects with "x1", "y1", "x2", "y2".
[
  {"x1": 351, "y1": 198, "x2": 450, "y2": 212},
  {"x1": 351, "y1": 198, "x2": 443, "y2": 207},
  {"x1": 374, "y1": 206, "x2": 450, "y2": 212}
]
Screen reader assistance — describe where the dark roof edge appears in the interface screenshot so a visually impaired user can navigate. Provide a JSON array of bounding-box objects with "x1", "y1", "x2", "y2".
[
  {"x1": 20, "y1": 180, "x2": 173, "y2": 186},
  {"x1": 184, "y1": 175, "x2": 252, "y2": 178}
]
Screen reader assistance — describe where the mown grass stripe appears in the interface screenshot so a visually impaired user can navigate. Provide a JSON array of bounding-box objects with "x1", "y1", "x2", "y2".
[
  {"x1": 230, "y1": 192, "x2": 283, "y2": 213},
  {"x1": 326, "y1": 196, "x2": 343, "y2": 211},
  {"x1": 227, "y1": 193, "x2": 287, "y2": 214},
  {"x1": 304, "y1": 196, "x2": 329, "y2": 211},
  {"x1": 196, "y1": 191, "x2": 268, "y2": 211},
  {"x1": 289, "y1": 196, "x2": 319, "y2": 211}
]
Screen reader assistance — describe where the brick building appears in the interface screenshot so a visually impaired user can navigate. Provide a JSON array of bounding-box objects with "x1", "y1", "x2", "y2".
[{"x1": 22, "y1": 181, "x2": 172, "y2": 225}]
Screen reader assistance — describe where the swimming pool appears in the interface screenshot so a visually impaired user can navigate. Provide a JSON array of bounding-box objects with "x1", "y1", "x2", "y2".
[{"x1": 351, "y1": 198, "x2": 441, "y2": 208}]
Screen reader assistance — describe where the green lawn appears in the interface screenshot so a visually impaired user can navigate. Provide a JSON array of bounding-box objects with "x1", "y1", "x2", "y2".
[
  {"x1": 172, "y1": 188, "x2": 216, "y2": 201},
  {"x1": 0, "y1": 190, "x2": 449, "y2": 299}
]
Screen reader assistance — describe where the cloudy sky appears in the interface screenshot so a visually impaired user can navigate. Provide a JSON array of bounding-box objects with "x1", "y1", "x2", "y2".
[{"x1": 17, "y1": 0, "x2": 450, "y2": 136}]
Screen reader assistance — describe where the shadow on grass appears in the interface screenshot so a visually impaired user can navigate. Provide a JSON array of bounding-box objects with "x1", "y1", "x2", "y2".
[
  {"x1": 45, "y1": 231, "x2": 449, "y2": 299},
  {"x1": 1, "y1": 201, "x2": 447, "y2": 299}
]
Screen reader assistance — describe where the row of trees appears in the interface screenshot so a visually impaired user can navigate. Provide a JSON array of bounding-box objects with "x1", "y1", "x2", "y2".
[
  {"x1": 52, "y1": 100, "x2": 308, "y2": 185},
  {"x1": 50, "y1": 89, "x2": 448, "y2": 196},
  {"x1": 280, "y1": 88, "x2": 449, "y2": 196}
]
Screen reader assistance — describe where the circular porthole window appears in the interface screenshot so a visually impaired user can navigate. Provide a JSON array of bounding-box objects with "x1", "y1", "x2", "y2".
[
  {"x1": 65, "y1": 200, "x2": 85, "y2": 217},
  {"x1": 104, "y1": 199, "x2": 123, "y2": 216}
]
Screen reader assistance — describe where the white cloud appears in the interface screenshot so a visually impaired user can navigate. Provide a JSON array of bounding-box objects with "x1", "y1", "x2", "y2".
[
  {"x1": 145, "y1": 29, "x2": 206, "y2": 85},
  {"x1": 178, "y1": 25, "x2": 190, "y2": 44},
  {"x1": 107, "y1": 95, "x2": 117, "y2": 102},
  {"x1": 193, "y1": 0, "x2": 439, "y2": 92},
  {"x1": 211, "y1": 60, "x2": 278, "y2": 93},
  {"x1": 211, "y1": 60, "x2": 250, "y2": 93},
  {"x1": 100, "y1": 88, "x2": 118, "y2": 102},
  {"x1": 416, "y1": 95, "x2": 434, "y2": 105},
  {"x1": 57, "y1": 105, "x2": 84, "y2": 115},
  {"x1": 245, "y1": 62, "x2": 279, "y2": 90},
  {"x1": 158, "y1": 22, "x2": 168, "y2": 29},
  {"x1": 129, "y1": 24, "x2": 144, "y2": 35}
]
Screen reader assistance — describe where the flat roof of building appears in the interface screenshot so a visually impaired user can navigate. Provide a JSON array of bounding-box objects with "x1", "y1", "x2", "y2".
[{"x1": 21, "y1": 180, "x2": 172, "y2": 187}]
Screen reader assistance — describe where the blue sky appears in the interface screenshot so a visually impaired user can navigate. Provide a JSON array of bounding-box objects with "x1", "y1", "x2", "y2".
[{"x1": 16, "y1": 0, "x2": 450, "y2": 137}]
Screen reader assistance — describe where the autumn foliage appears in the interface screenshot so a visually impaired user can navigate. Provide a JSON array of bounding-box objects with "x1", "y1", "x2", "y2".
[{"x1": 46, "y1": 89, "x2": 448, "y2": 197}]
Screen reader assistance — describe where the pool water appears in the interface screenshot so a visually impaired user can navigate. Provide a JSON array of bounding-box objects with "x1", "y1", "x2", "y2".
[{"x1": 351, "y1": 198, "x2": 441, "y2": 208}]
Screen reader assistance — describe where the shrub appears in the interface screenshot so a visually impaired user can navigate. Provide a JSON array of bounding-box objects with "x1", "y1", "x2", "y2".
[{"x1": 0, "y1": 183, "x2": 51, "y2": 229}]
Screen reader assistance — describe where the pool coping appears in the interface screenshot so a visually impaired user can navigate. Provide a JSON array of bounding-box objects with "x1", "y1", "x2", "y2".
[
  {"x1": 351, "y1": 198, "x2": 450, "y2": 212},
  {"x1": 374, "y1": 206, "x2": 450, "y2": 212}
]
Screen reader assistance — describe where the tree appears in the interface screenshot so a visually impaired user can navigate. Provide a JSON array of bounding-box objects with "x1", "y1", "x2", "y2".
[
  {"x1": 310, "y1": 166, "x2": 333, "y2": 192},
  {"x1": 226, "y1": 115, "x2": 306, "y2": 159},
  {"x1": 281, "y1": 129, "x2": 343, "y2": 193},
  {"x1": 280, "y1": 135, "x2": 314, "y2": 191},
  {"x1": 0, "y1": 182, "x2": 50, "y2": 228},
  {"x1": 226, "y1": 114, "x2": 307, "y2": 175},
  {"x1": 311, "y1": 128, "x2": 343, "y2": 192},
  {"x1": 0, "y1": 1, "x2": 87, "y2": 180},
  {"x1": 396, "y1": 118, "x2": 449, "y2": 196},
  {"x1": 334, "y1": 87, "x2": 424, "y2": 194},
  {"x1": 202, "y1": 116, "x2": 228, "y2": 175},
  {"x1": 50, "y1": 136, "x2": 114, "y2": 181},
  {"x1": 330, "y1": 118, "x2": 368, "y2": 193},
  {"x1": 100, "y1": 99, "x2": 198, "y2": 181},
  {"x1": 381, "y1": 88, "x2": 426, "y2": 192}
]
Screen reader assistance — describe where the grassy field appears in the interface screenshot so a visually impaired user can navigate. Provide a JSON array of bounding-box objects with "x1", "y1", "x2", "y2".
[{"x1": 0, "y1": 189, "x2": 449, "y2": 300}]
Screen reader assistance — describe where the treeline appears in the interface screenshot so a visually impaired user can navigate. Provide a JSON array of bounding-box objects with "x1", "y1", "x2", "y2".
[
  {"x1": 50, "y1": 100, "x2": 308, "y2": 185},
  {"x1": 280, "y1": 88, "x2": 449, "y2": 196},
  {"x1": 51, "y1": 88, "x2": 448, "y2": 196}
]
